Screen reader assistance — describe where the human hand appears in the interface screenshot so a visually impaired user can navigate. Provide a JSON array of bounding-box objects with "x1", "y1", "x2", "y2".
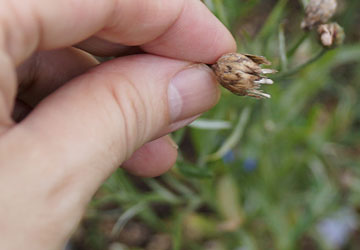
[{"x1": 0, "y1": 0, "x2": 236, "y2": 249}]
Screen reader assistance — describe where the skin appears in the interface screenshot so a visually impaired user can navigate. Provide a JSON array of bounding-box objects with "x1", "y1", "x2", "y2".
[{"x1": 0, "y1": 0, "x2": 236, "y2": 249}]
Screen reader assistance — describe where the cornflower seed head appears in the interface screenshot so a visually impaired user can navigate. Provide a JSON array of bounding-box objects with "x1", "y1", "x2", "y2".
[
  {"x1": 211, "y1": 53, "x2": 276, "y2": 99},
  {"x1": 317, "y1": 22, "x2": 345, "y2": 48},
  {"x1": 301, "y1": 0, "x2": 337, "y2": 30}
]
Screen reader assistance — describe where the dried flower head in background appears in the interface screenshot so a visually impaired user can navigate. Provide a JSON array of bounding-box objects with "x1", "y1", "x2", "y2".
[
  {"x1": 317, "y1": 22, "x2": 345, "y2": 48},
  {"x1": 211, "y1": 53, "x2": 276, "y2": 99},
  {"x1": 301, "y1": 0, "x2": 337, "y2": 30}
]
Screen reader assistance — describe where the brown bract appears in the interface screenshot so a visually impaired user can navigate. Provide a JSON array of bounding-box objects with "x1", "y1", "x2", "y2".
[
  {"x1": 301, "y1": 0, "x2": 337, "y2": 30},
  {"x1": 211, "y1": 53, "x2": 276, "y2": 99}
]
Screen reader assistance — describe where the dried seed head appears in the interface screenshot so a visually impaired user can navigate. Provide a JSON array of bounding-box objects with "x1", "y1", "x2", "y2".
[
  {"x1": 211, "y1": 53, "x2": 276, "y2": 99},
  {"x1": 317, "y1": 22, "x2": 345, "y2": 48},
  {"x1": 301, "y1": 0, "x2": 337, "y2": 30}
]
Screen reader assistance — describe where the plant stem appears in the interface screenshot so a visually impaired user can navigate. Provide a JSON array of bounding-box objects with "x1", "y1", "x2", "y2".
[
  {"x1": 274, "y1": 49, "x2": 328, "y2": 80},
  {"x1": 287, "y1": 32, "x2": 309, "y2": 58},
  {"x1": 279, "y1": 23, "x2": 288, "y2": 70}
]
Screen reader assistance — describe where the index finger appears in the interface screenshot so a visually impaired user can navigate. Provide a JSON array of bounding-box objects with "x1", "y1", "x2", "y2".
[
  {"x1": 4, "y1": 0, "x2": 236, "y2": 65},
  {"x1": 140, "y1": 0, "x2": 237, "y2": 63}
]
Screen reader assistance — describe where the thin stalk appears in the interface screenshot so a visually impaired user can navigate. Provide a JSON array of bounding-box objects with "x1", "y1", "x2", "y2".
[
  {"x1": 274, "y1": 49, "x2": 327, "y2": 80},
  {"x1": 287, "y1": 32, "x2": 309, "y2": 58},
  {"x1": 278, "y1": 23, "x2": 288, "y2": 70}
]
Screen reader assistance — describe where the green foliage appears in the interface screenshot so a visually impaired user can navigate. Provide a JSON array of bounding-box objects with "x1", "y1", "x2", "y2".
[{"x1": 82, "y1": 1, "x2": 360, "y2": 249}]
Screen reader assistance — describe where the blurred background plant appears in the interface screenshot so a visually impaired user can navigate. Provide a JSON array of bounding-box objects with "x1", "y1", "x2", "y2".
[{"x1": 69, "y1": 0, "x2": 360, "y2": 249}]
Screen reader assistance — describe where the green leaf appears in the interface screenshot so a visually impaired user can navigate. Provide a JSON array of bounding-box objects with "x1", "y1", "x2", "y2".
[
  {"x1": 207, "y1": 107, "x2": 251, "y2": 161},
  {"x1": 176, "y1": 163, "x2": 214, "y2": 179},
  {"x1": 189, "y1": 118, "x2": 232, "y2": 130}
]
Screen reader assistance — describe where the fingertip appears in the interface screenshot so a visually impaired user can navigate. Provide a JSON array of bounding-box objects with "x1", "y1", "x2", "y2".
[
  {"x1": 141, "y1": 0, "x2": 237, "y2": 63},
  {"x1": 122, "y1": 136, "x2": 178, "y2": 177}
]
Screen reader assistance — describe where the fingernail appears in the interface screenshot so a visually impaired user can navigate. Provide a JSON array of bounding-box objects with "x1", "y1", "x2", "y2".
[
  {"x1": 168, "y1": 114, "x2": 201, "y2": 133},
  {"x1": 168, "y1": 64, "x2": 220, "y2": 123}
]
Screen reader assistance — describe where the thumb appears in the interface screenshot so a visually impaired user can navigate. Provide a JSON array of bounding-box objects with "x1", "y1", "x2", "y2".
[
  {"x1": 3, "y1": 53, "x2": 219, "y2": 202},
  {"x1": 0, "y1": 54, "x2": 219, "y2": 249}
]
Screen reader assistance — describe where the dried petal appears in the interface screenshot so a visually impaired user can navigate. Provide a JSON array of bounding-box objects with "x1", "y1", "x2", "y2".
[
  {"x1": 301, "y1": 0, "x2": 337, "y2": 30},
  {"x1": 262, "y1": 69, "x2": 277, "y2": 74},
  {"x1": 211, "y1": 53, "x2": 276, "y2": 99}
]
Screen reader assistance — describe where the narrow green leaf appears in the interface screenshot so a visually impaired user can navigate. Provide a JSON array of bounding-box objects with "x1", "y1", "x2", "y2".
[
  {"x1": 177, "y1": 163, "x2": 214, "y2": 179},
  {"x1": 145, "y1": 179, "x2": 180, "y2": 203},
  {"x1": 111, "y1": 202, "x2": 146, "y2": 237},
  {"x1": 172, "y1": 212, "x2": 184, "y2": 250},
  {"x1": 207, "y1": 108, "x2": 251, "y2": 161},
  {"x1": 189, "y1": 118, "x2": 232, "y2": 130}
]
